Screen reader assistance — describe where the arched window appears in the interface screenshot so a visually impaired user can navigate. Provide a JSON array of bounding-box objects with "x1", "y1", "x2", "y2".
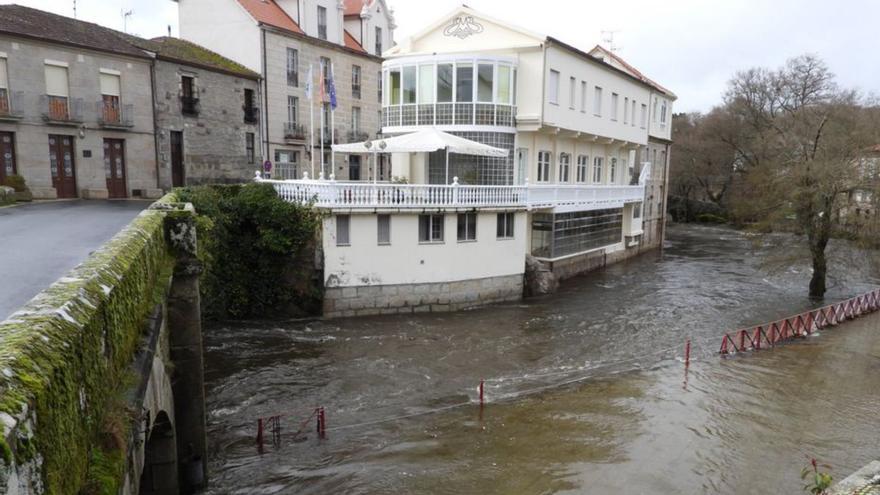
[{"x1": 558, "y1": 153, "x2": 570, "y2": 183}]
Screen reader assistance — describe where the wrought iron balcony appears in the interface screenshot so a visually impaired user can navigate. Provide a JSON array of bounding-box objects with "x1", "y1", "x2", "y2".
[
  {"x1": 97, "y1": 100, "x2": 134, "y2": 128},
  {"x1": 347, "y1": 130, "x2": 371, "y2": 142},
  {"x1": 0, "y1": 90, "x2": 23, "y2": 121},
  {"x1": 244, "y1": 106, "x2": 259, "y2": 124},
  {"x1": 180, "y1": 96, "x2": 200, "y2": 117},
  {"x1": 284, "y1": 122, "x2": 307, "y2": 141},
  {"x1": 40, "y1": 95, "x2": 83, "y2": 124}
]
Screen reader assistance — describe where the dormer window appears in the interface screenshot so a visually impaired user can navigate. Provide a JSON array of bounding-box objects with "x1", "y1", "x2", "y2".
[{"x1": 317, "y1": 6, "x2": 327, "y2": 40}]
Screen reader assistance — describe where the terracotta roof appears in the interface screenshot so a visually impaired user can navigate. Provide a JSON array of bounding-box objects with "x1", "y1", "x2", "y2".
[
  {"x1": 144, "y1": 37, "x2": 260, "y2": 79},
  {"x1": 236, "y1": 0, "x2": 304, "y2": 34},
  {"x1": 590, "y1": 45, "x2": 675, "y2": 98},
  {"x1": 0, "y1": 4, "x2": 149, "y2": 59},
  {"x1": 343, "y1": 30, "x2": 367, "y2": 53},
  {"x1": 343, "y1": 0, "x2": 369, "y2": 17}
]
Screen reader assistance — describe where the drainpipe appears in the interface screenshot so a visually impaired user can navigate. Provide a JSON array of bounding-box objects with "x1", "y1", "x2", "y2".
[
  {"x1": 261, "y1": 28, "x2": 270, "y2": 166},
  {"x1": 660, "y1": 141, "x2": 672, "y2": 249},
  {"x1": 149, "y1": 56, "x2": 162, "y2": 192}
]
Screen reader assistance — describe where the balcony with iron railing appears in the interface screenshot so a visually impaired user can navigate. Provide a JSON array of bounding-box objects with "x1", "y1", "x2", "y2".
[
  {"x1": 347, "y1": 129, "x2": 371, "y2": 142},
  {"x1": 40, "y1": 95, "x2": 83, "y2": 125},
  {"x1": 272, "y1": 162, "x2": 299, "y2": 180},
  {"x1": 382, "y1": 102, "x2": 516, "y2": 129},
  {"x1": 244, "y1": 106, "x2": 259, "y2": 124},
  {"x1": 0, "y1": 90, "x2": 24, "y2": 121},
  {"x1": 284, "y1": 122, "x2": 307, "y2": 141},
  {"x1": 181, "y1": 96, "x2": 200, "y2": 117},
  {"x1": 97, "y1": 100, "x2": 134, "y2": 128}
]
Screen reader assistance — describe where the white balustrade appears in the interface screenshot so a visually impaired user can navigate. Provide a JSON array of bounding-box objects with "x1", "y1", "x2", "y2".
[{"x1": 258, "y1": 177, "x2": 644, "y2": 211}]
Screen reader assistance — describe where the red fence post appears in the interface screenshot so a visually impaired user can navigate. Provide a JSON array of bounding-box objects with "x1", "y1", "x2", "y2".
[
  {"x1": 720, "y1": 335, "x2": 730, "y2": 354},
  {"x1": 685, "y1": 339, "x2": 691, "y2": 366},
  {"x1": 257, "y1": 417, "x2": 264, "y2": 448},
  {"x1": 479, "y1": 379, "x2": 485, "y2": 406},
  {"x1": 319, "y1": 407, "x2": 326, "y2": 439}
]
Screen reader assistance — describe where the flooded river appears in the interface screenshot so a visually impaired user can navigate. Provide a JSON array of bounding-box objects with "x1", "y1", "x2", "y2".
[{"x1": 203, "y1": 224, "x2": 880, "y2": 494}]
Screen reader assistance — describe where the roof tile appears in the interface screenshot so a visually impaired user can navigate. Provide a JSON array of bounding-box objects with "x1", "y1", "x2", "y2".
[
  {"x1": 235, "y1": 0, "x2": 304, "y2": 34},
  {"x1": 343, "y1": 30, "x2": 367, "y2": 53}
]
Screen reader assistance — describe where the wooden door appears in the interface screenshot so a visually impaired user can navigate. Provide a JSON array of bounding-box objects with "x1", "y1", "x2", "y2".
[
  {"x1": 170, "y1": 131, "x2": 184, "y2": 187},
  {"x1": 0, "y1": 132, "x2": 15, "y2": 184},
  {"x1": 103, "y1": 138, "x2": 127, "y2": 198},
  {"x1": 49, "y1": 134, "x2": 77, "y2": 198}
]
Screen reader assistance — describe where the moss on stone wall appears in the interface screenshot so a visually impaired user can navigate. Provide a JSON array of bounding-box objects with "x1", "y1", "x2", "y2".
[{"x1": 0, "y1": 193, "x2": 178, "y2": 493}]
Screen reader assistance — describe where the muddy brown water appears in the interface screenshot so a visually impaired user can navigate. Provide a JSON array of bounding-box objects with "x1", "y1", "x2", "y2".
[{"x1": 203, "y1": 224, "x2": 880, "y2": 494}]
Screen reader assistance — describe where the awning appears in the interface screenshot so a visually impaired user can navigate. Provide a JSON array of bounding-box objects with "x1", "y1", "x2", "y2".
[{"x1": 331, "y1": 128, "x2": 508, "y2": 157}]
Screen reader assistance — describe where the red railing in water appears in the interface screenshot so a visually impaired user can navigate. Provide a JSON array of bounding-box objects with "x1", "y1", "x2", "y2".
[{"x1": 719, "y1": 289, "x2": 880, "y2": 354}]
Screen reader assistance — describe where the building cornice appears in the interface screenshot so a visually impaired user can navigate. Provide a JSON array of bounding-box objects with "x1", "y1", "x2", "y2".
[
  {"x1": 260, "y1": 23, "x2": 382, "y2": 62},
  {"x1": 0, "y1": 30, "x2": 154, "y2": 62}
]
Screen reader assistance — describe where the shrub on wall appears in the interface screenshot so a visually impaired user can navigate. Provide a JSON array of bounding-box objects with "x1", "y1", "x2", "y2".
[{"x1": 175, "y1": 183, "x2": 322, "y2": 319}]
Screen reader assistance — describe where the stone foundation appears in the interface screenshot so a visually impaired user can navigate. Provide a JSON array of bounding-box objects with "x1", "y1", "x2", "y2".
[
  {"x1": 546, "y1": 242, "x2": 658, "y2": 281},
  {"x1": 324, "y1": 273, "x2": 524, "y2": 318}
]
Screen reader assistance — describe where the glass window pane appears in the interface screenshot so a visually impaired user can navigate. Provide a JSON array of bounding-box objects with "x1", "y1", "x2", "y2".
[
  {"x1": 418, "y1": 65, "x2": 434, "y2": 104},
  {"x1": 497, "y1": 66, "x2": 511, "y2": 104},
  {"x1": 477, "y1": 63, "x2": 493, "y2": 102},
  {"x1": 389, "y1": 69, "x2": 401, "y2": 105},
  {"x1": 437, "y1": 64, "x2": 453, "y2": 103},
  {"x1": 456, "y1": 63, "x2": 473, "y2": 102},
  {"x1": 402, "y1": 66, "x2": 416, "y2": 104}
]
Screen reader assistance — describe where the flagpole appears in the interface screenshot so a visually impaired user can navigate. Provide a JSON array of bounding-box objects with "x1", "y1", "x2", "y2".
[
  {"x1": 330, "y1": 62, "x2": 336, "y2": 179},
  {"x1": 309, "y1": 64, "x2": 315, "y2": 178},
  {"x1": 319, "y1": 61, "x2": 325, "y2": 179}
]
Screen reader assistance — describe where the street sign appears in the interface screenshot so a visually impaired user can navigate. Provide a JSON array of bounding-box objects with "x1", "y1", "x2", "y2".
[{"x1": 263, "y1": 160, "x2": 272, "y2": 172}]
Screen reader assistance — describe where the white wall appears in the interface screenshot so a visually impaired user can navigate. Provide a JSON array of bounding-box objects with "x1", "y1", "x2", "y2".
[
  {"x1": 178, "y1": 0, "x2": 262, "y2": 72},
  {"x1": 518, "y1": 131, "x2": 635, "y2": 186},
  {"x1": 323, "y1": 211, "x2": 528, "y2": 286},
  {"x1": 299, "y1": 0, "x2": 345, "y2": 45},
  {"x1": 648, "y1": 91, "x2": 673, "y2": 141},
  {"x1": 541, "y1": 45, "x2": 650, "y2": 145}
]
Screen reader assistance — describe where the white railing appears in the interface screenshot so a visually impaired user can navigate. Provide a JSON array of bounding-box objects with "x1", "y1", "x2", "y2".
[{"x1": 257, "y1": 172, "x2": 644, "y2": 211}]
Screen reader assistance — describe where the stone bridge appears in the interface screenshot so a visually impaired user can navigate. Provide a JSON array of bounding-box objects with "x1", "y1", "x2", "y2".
[{"x1": 0, "y1": 195, "x2": 208, "y2": 494}]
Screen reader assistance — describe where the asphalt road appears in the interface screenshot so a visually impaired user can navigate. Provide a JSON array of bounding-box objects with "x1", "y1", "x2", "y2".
[{"x1": 0, "y1": 200, "x2": 150, "y2": 320}]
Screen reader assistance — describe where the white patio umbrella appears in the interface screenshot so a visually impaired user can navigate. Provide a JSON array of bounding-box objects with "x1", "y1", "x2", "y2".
[{"x1": 332, "y1": 128, "x2": 508, "y2": 183}]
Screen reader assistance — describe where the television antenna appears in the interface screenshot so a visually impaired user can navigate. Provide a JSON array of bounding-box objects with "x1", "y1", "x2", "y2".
[
  {"x1": 601, "y1": 30, "x2": 622, "y2": 53},
  {"x1": 122, "y1": 9, "x2": 134, "y2": 33},
  {"x1": 73, "y1": 0, "x2": 76, "y2": 19}
]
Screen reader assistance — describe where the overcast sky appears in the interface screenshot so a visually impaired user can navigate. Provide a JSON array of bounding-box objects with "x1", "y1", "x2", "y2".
[{"x1": 5, "y1": 0, "x2": 879, "y2": 112}]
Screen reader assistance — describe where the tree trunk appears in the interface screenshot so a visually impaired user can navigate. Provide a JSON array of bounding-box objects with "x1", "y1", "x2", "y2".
[{"x1": 809, "y1": 249, "x2": 827, "y2": 298}]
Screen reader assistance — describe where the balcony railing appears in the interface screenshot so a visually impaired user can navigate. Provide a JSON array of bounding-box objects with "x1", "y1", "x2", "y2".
[
  {"x1": 382, "y1": 103, "x2": 516, "y2": 128},
  {"x1": 257, "y1": 175, "x2": 645, "y2": 212},
  {"x1": 40, "y1": 95, "x2": 83, "y2": 124},
  {"x1": 0, "y1": 90, "x2": 24, "y2": 120},
  {"x1": 97, "y1": 100, "x2": 134, "y2": 128},
  {"x1": 284, "y1": 122, "x2": 307, "y2": 141},
  {"x1": 320, "y1": 128, "x2": 340, "y2": 144},
  {"x1": 347, "y1": 129, "x2": 370, "y2": 142},
  {"x1": 244, "y1": 106, "x2": 259, "y2": 124},
  {"x1": 273, "y1": 162, "x2": 299, "y2": 180},
  {"x1": 181, "y1": 96, "x2": 200, "y2": 116}
]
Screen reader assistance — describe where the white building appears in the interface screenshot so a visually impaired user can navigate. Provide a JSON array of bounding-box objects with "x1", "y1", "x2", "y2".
[
  {"x1": 262, "y1": 5, "x2": 676, "y2": 317},
  {"x1": 177, "y1": 0, "x2": 395, "y2": 180}
]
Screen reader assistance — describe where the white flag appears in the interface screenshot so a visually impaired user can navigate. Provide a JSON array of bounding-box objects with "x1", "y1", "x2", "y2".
[{"x1": 304, "y1": 64, "x2": 313, "y2": 101}]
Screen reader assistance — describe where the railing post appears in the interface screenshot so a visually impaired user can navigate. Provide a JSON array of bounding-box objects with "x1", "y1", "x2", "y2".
[
  {"x1": 452, "y1": 176, "x2": 460, "y2": 205},
  {"x1": 524, "y1": 178, "x2": 530, "y2": 208}
]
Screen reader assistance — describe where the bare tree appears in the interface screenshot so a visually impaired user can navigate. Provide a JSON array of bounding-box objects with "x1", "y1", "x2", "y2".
[{"x1": 722, "y1": 55, "x2": 879, "y2": 297}]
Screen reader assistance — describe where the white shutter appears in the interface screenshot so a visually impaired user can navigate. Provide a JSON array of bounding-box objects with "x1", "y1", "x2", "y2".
[
  {"x1": 100, "y1": 73, "x2": 120, "y2": 96},
  {"x1": 0, "y1": 59, "x2": 8, "y2": 89},
  {"x1": 45, "y1": 65, "x2": 69, "y2": 97}
]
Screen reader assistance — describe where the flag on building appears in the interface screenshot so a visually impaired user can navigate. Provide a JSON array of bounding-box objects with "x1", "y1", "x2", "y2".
[
  {"x1": 328, "y1": 63, "x2": 337, "y2": 110},
  {"x1": 319, "y1": 61, "x2": 326, "y2": 102},
  {"x1": 304, "y1": 64, "x2": 313, "y2": 100}
]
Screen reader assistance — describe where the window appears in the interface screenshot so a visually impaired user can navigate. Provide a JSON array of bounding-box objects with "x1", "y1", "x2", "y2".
[
  {"x1": 419, "y1": 214, "x2": 444, "y2": 243},
  {"x1": 377, "y1": 70, "x2": 382, "y2": 103},
  {"x1": 375, "y1": 26, "x2": 383, "y2": 56},
  {"x1": 286, "y1": 48, "x2": 298, "y2": 86},
  {"x1": 593, "y1": 86, "x2": 602, "y2": 116},
  {"x1": 569, "y1": 77, "x2": 576, "y2": 109},
  {"x1": 99, "y1": 71, "x2": 121, "y2": 123},
  {"x1": 537, "y1": 150, "x2": 551, "y2": 182},
  {"x1": 593, "y1": 156, "x2": 603, "y2": 183},
  {"x1": 611, "y1": 93, "x2": 619, "y2": 121},
  {"x1": 623, "y1": 97, "x2": 629, "y2": 124},
  {"x1": 610, "y1": 157, "x2": 617, "y2": 183},
  {"x1": 653, "y1": 97, "x2": 659, "y2": 122},
  {"x1": 351, "y1": 106, "x2": 361, "y2": 133},
  {"x1": 45, "y1": 64, "x2": 70, "y2": 120},
  {"x1": 0, "y1": 58, "x2": 8, "y2": 115},
  {"x1": 388, "y1": 69, "x2": 400, "y2": 105},
  {"x1": 245, "y1": 132, "x2": 255, "y2": 164},
  {"x1": 418, "y1": 64, "x2": 434, "y2": 104},
  {"x1": 402, "y1": 65, "x2": 416, "y2": 104},
  {"x1": 287, "y1": 96, "x2": 298, "y2": 126},
  {"x1": 497, "y1": 212, "x2": 515, "y2": 239},
  {"x1": 457, "y1": 213, "x2": 477, "y2": 241},
  {"x1": 660, "y1": 100, "x2": 668, "y2": 124},
  {"x1": 456, "y1": 63, "x2": 473, "y2": 102},
  {"x1": 580, "y1": 81, "x2": 587, "y2": 112},
  {"x1": 548, "y1": 69, "x2": 560, "y2": 104},
  {"x1": 634, "y1": 203, "x2": 641, "y2": 219},
  {"x1": 640, "y1": 104, "x2": 647, "y2": 128},
  {"x1": 497, "y1": 65, "x2": 511, "y2": 104},
  {"x1": 377, "y1": 214, "x2": 390, "y2": 245},
  {"x1": 320, "y1": 57, "x2": 331, "y2": 93},
  {"x1": 437, "y1": 63, "x2": 453, "y2": 102},
  {"x1": 351, "y1": 65, "x2": 361, "y2": 99},
  {"x1": 477, "y1": 63, "x2": 493, "y2": 102},
  {"x1": 243, "y1": 88, "x2": 257, "y2": 123},
  {"x1": 576, "y1": 155, "x2": 589, "y2": 183},
  {"x1": 317, "y1": 6, "x2": 328, "y2": 40},
  {"x1": 631, "y1": 100, "x2": 637, "y2": 127},
  {"x1": 336, "y1": 215, "x2": 350, "y2": 246},
  {"x1": 558, "y1": 153, "x2": 570, "y2": 183}
]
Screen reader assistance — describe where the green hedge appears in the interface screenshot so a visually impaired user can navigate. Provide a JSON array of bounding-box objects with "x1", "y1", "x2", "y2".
[
  {"x1": 0, "y1": 202, "x2": 176, "y2": 493},
  {"x1": 175, "y1": 183, "x2": 322, "y2": 319}
]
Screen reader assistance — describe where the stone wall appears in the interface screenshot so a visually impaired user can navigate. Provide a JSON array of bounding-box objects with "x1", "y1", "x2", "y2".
[
  {"x1": 324, "y1": 274, "x2": 523, "y2": 318},
  {"x1": 153, "y1": 59, "x2": 262, "y2": 187},
  {"x1": 546, "y1": 242, "x2": 654, "y2": 282}
]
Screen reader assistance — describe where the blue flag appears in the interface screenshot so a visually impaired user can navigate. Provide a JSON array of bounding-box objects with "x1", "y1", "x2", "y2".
[{"x1": 328, "y1": 64, "x2": 337, "y2": 110}]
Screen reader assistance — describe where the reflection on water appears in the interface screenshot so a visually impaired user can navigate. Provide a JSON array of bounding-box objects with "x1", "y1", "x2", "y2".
[{"x1": 203, "y1": 224, "x2": 880, "y2": 494}]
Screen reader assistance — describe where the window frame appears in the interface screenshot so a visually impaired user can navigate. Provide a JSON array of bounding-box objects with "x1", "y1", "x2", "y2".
[
  {"x1": 593, "y1": 86, "x2": 603, "y2": 117},
  {"x1": 286, "y1": 48, "x2": 299, "y2": 87},
  {"x1": 537, "y1": 150, "x2": 552, "y2": 183},
  {"x1": 496, "y1": 212, "x2": 515, "y2": 239},
  {"x1": 245, "y1": 132, "x2": 255, "y2": 164},
  {"x1": 377, "y1": 214, "x2": 391, "y2": 245},
  {"x1": 593, "y1": 156, "x2": 604, "y2": 184},
  {"x1": 548, "y1": 69, "x2": 560, "y2": 105},
  {"x1": 558, "y1": 152, "x2": 570, "y2": 183},
  {"x1": 418, "y1": 214, "x2": 445, "y2": 243},
  {"x1": 457, "y1": 212, "x2": 477, "y2": 242},
  {"x1": 317, "y1": 6, "x2": 328, "y2": 40},
  {"x1": 351, "y1": 64, "x2": 361, "y2": 99},
  {"x1": 576, "y1": 154, "x2": 589, "y2": 183},
  {"x1": 336, "y1": 214, "x2": 351, "y2": 246}
]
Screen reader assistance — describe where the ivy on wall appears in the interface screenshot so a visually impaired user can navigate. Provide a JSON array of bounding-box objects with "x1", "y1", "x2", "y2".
[{"x1": 175, "y1": 183, "x2": 322, "y2": 319}]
